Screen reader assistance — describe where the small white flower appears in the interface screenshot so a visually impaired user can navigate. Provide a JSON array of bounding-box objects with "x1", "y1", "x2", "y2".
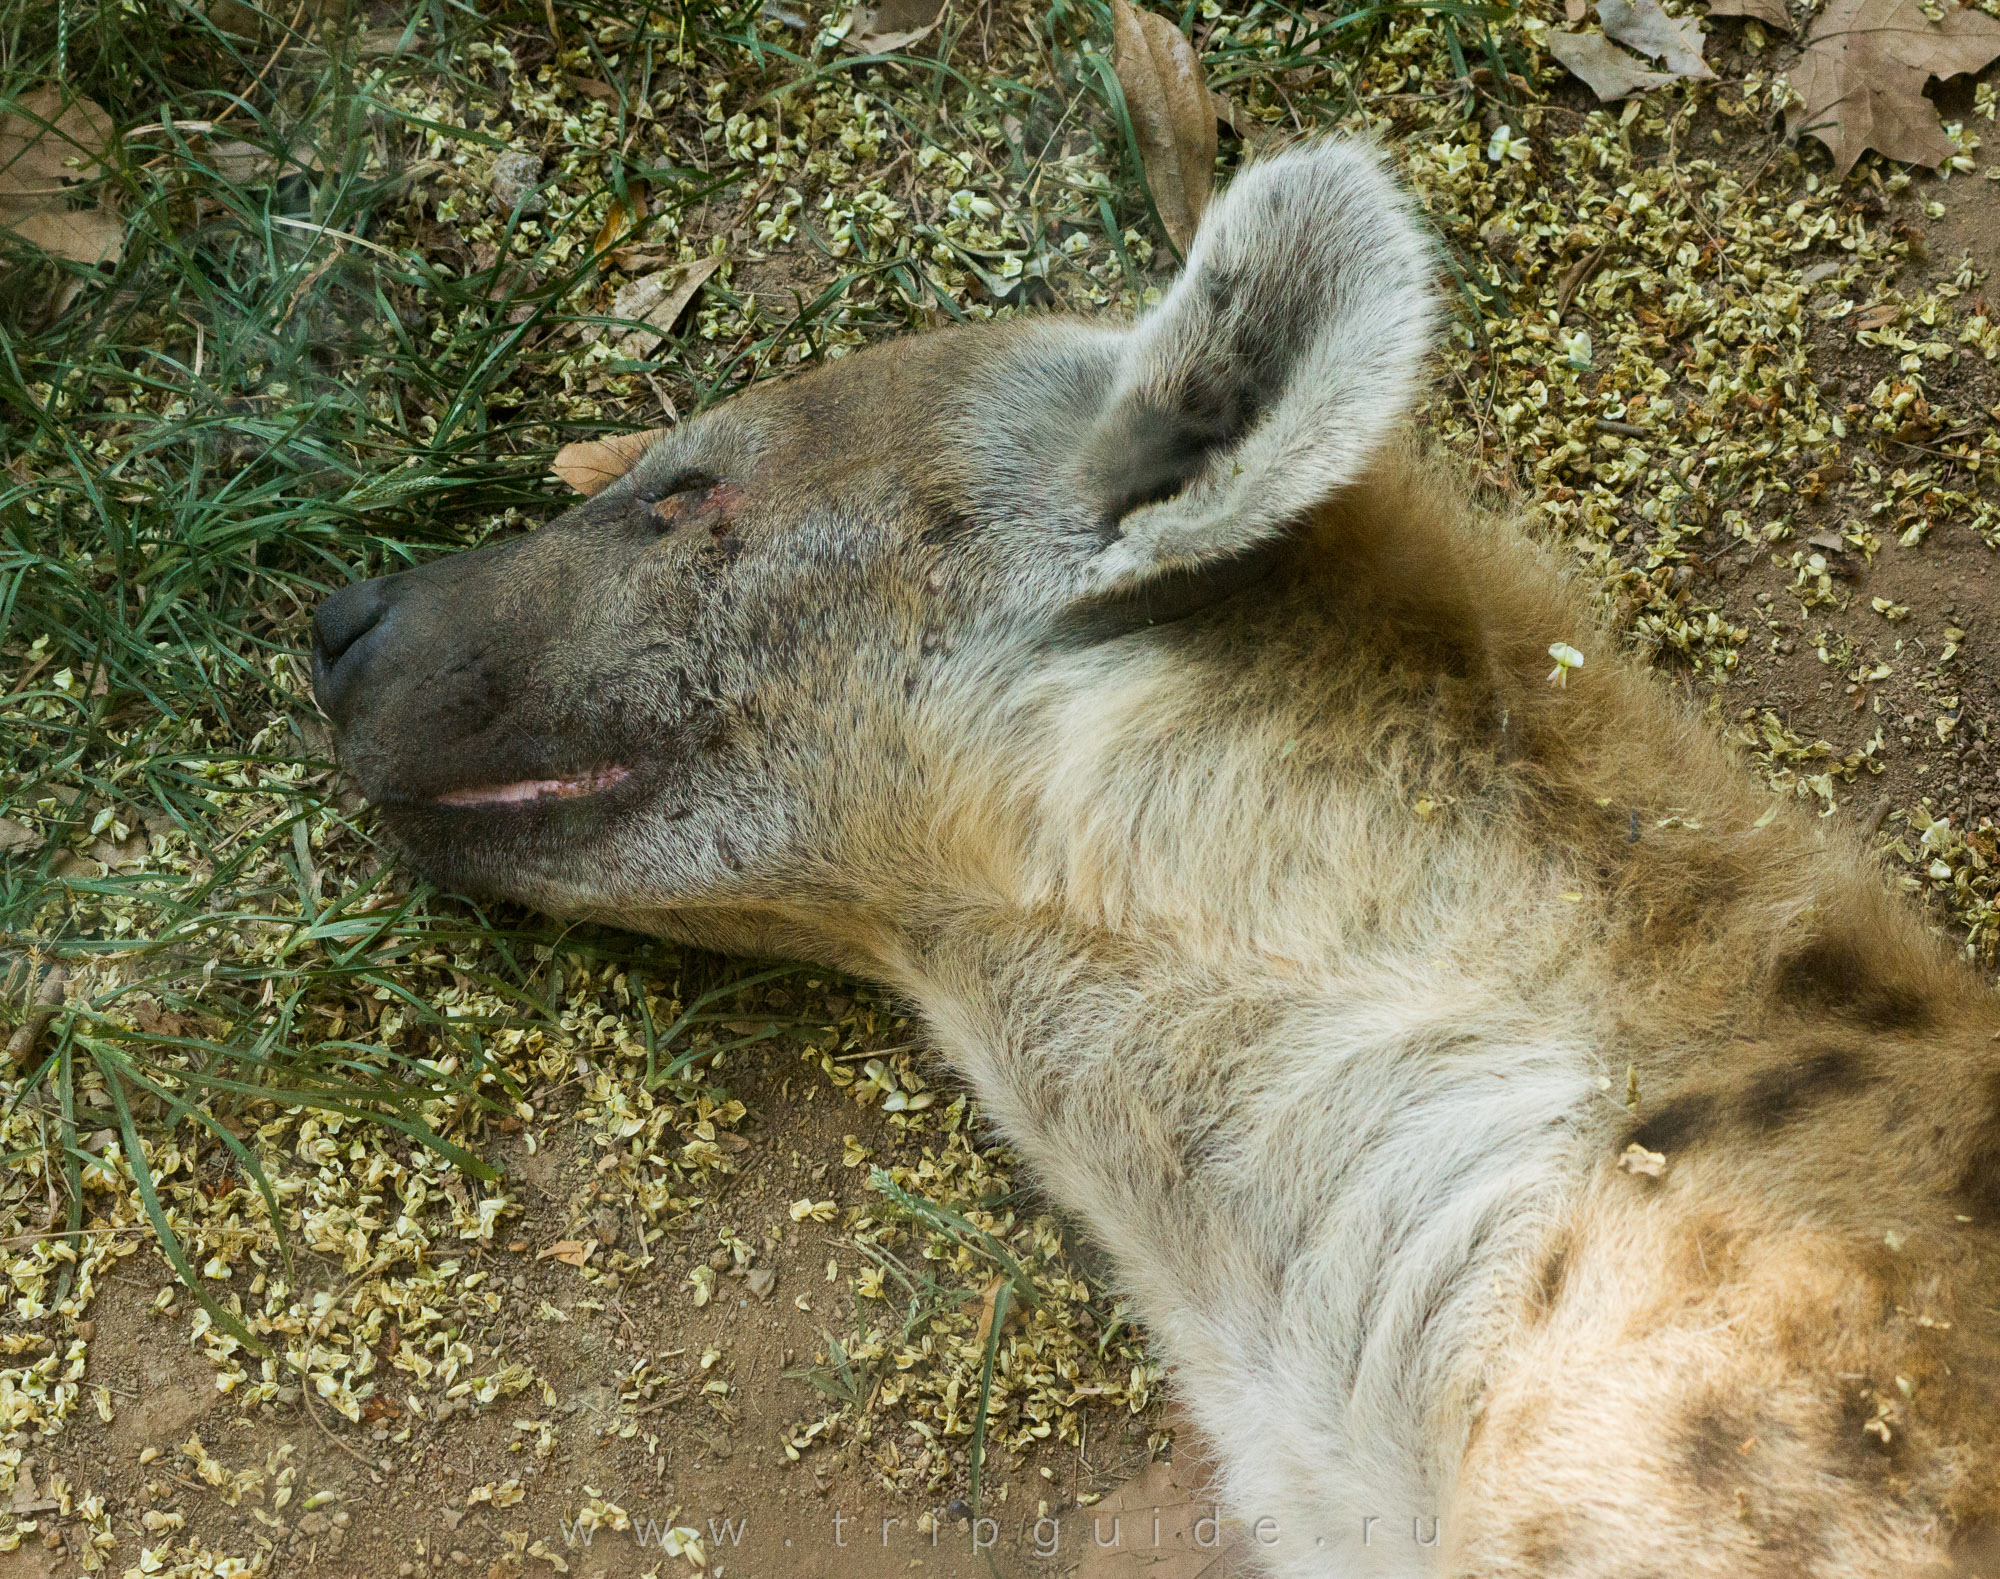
[
  {"x1": 1557, "y1": 327, "x2": 1593, "y2": 369},
  {"x1": 1547, "y1": 642, "x2": 1586, "y2": 686},
  {"x1": 1486, "y1": 124, "x2": 1528, "y2": 163}
]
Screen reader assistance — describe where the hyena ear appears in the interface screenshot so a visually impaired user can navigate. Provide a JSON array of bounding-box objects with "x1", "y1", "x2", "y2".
[{"x1": 1073, "y1": 139, "x2": 1438, "y2": 596}]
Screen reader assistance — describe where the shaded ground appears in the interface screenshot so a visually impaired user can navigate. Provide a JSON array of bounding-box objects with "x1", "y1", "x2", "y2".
[{"x1": 3, "y1": 1, "x2": 1999, "y2": 1577}]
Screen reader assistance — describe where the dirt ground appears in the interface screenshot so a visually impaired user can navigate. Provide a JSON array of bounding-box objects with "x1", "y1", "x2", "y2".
[
  {"x1": 6, "y1": 7, "x2": 2000, "y2": 1579},
  {"x1": 1707, "y1": 163, "x2": 2000, "y2": 840},
  {"x1": 3, "y1": 1039, "x2": 1178, "y2": 1579}
]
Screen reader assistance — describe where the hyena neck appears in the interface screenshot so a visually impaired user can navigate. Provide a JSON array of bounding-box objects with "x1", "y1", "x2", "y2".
[
  {"x1": 884, "y1": 812, "x2": 1609, "y2": 1574},
  {"x1": 869, "y1": 459, "x2": 2000, "y2": 1575}
]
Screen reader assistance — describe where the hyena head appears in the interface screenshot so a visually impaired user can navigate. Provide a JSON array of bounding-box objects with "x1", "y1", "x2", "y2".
[{"x1": 311, "y1": 140, "x2": 1437, "y2": 963}]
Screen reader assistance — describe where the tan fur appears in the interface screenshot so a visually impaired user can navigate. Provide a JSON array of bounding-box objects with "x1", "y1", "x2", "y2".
[
  {"x1": 889, "y1": 452, "x2": 2000, "y2": 1575},
  {"x1": 314, "y1": 142, "x2": 2000, "y2": 1577}
]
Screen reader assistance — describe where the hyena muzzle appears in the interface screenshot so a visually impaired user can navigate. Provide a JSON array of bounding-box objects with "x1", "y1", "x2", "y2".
[{"x1": 312, "y1": 140, "x2": 2000, "y2": 1578}]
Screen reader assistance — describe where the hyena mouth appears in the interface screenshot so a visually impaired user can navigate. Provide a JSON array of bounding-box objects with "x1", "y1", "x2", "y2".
[{"x1": 434, "y1": 765, "x2": 632, "y2": 809}]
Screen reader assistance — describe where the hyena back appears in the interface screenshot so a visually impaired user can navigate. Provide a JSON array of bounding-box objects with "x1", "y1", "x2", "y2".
[{"x1": 311, "y1": 141, "x2": 2000, "y2": 1577}]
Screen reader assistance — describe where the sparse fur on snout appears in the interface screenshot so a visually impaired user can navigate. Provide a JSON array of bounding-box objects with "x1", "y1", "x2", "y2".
[{"x1": 315, "y1": 140, "x2": 2000, "y2": 1577}]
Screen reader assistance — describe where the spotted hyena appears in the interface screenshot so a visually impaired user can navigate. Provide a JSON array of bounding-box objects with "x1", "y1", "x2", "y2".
[{"x1": 311, "y1": 141, "x2": 2000, "y2": 1577}]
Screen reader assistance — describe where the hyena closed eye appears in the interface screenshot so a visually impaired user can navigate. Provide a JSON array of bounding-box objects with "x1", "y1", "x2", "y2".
[{"x1": 314, "y1": 141, "x2": 2000, "y2": 1577}]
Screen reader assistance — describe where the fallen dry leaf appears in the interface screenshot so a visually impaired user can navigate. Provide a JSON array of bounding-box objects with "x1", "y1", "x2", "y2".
[
  {"x1": 842, "y1": 0, "x2": 945, "y2": 52},
  {"x1": 1704, "y1": 0, "x2": 1790, "y2": 28},
  {"x1": 1598, "y1": 0, "x2": 1714, "y2": 76},
  {"x1": 591, "y1": 184, "x2": 648, "y2": 256},
  {"x1": 358, "y1": 24, "x2": 424, "y2": 57},
  {"x1": 1074, "y1": 1424, "x2": 1248, "y2": 1578},
  {"x1": 1550, "y1": 0, "x2": 1713, "y2": 99},
  {"x1": 606, "y1": 254, "x2": 723, "y2": 359},
  {"x1": 537, "y1": 1238, "x2": 598, "y2": 1267},
  {"x1": 1208, "y1": 88, "x2": 1259, "y2": 141},
  {"x1": 552, "y1": 428, "x2": 674, "y2": 495},
  {"x1": 204, "y1": 135, "x2": 324, "y2": 186},
  {"x1": 1109, "y1": 0, "x2": 1216, "y2": 254},
  {"x1": 0, "y1": 85, "x2": 123, "y2": 266},
  {"x1": 971, "y1": 1274, "x2": 1008, "y2": 1348},
  {"x1": 1788, "y1": 0, "x2": 2000, "y2": 176},
  {"x1": 1546, "y1": 30, "x2": 1679, "y2": 98}
]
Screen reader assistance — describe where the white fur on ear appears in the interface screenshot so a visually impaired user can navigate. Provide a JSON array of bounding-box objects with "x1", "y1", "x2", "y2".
[{"x1": 1078, "y1": 138, "x2": 1438, "y2": 594}]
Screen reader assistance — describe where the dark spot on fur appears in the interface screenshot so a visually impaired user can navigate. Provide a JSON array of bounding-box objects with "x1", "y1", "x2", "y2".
[
  {"x1": 1531, "y1": 1238, "x2": 1569, "y2": 1318},
  {"x1": 1513, "y1": 1514, "x2": 1567, "y2": 1573},
  {"x1": 1772, "y1": 935, "x2": 1929, "y2": 1032},
  {"x1": 1631, "y1": 1091, "x2": 1717, "y2": 1154},
  {"x1": 1680, "y1": 1406, "x2": 1752, "y2": 1494},
  {"x1": 1952, "y1": 1070, "x2": 2000, "y2": 1224},
  {"x1": 1741, "y1": 1047, "x2": 1868, "y2": 1131},
  {"x1": 1435, "y1": 639, "x2": 1474, "y2": 681},
  {"x1": 1949, "y1": 1518, "x2": 2000, "y2": 1577},
  {"x1": 1831, "y1": 1386, "x2": 1900, "y2": 1481}
]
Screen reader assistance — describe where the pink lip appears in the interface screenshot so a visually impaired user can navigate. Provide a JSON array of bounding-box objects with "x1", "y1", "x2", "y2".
[{"x1": 435, "y1": 765, "x2": 631, "y2": 808}]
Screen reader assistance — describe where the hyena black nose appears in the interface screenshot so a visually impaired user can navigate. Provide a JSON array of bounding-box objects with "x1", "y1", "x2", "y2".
[{"x1": 311, "y1": 578, "x2": 396, "y2": 728}]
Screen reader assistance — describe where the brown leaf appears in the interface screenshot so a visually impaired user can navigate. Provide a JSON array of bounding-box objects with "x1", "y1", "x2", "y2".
[
  {"x1": 591, "y1": 184, "x2": 648, "y2": 256},
  {"x1": 537, "y1": 1238, "x2": 597, "y2": 1267},
  {"x1": 1109, "y1": 0, "x2": 1216, "y2": 253},
  {"x1": 841, "y1": 0, "x2": 945, "y2": 52},
  {"x1": 7, "y1": 205, "x2": 124, "y2": 264},
  {"x1": 203, "y1": 135, "x2": 325, "y2": 185},
  {"x1": 1, "y1": 86, "x2": 114, "y2": 189},
  {"x1": 1704, "y1": 0, "x2": 1791, "y2": 29},
  {"x1": 971, "y1": 1274, "x2": 1007, "y2": 1348},
  {"x1": 0, "y1": 85, "x2": 123, "y2": 266},
  {"x1": 552, "y1": 427, "x2": 674, "y2": 495},
  {"x1": 1208, "y1": 88, "x2": 1259, "y2": 140},
  {"x1": 1597, "y1": 0, "x2": 1715, "y2": 76},
  {"x1": 1788, "y1": 0, "x2": 2000, "y2": 176},
  {"x1": 358, "y1": 25, "x2": 424, "y2": 57},
  {"x1": 605, "y1": 253, "x2": 723, "y2": 359},
  {"x1": 1854, "y1": 301, "x2": 1902, "y2": 330},
  {"x1": 1075, "y1": 1419, "x2": 1249, "y2": 1578},
  {"x1": 1546, "y1": 30, "x2": 1679, "y2": 98}
]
